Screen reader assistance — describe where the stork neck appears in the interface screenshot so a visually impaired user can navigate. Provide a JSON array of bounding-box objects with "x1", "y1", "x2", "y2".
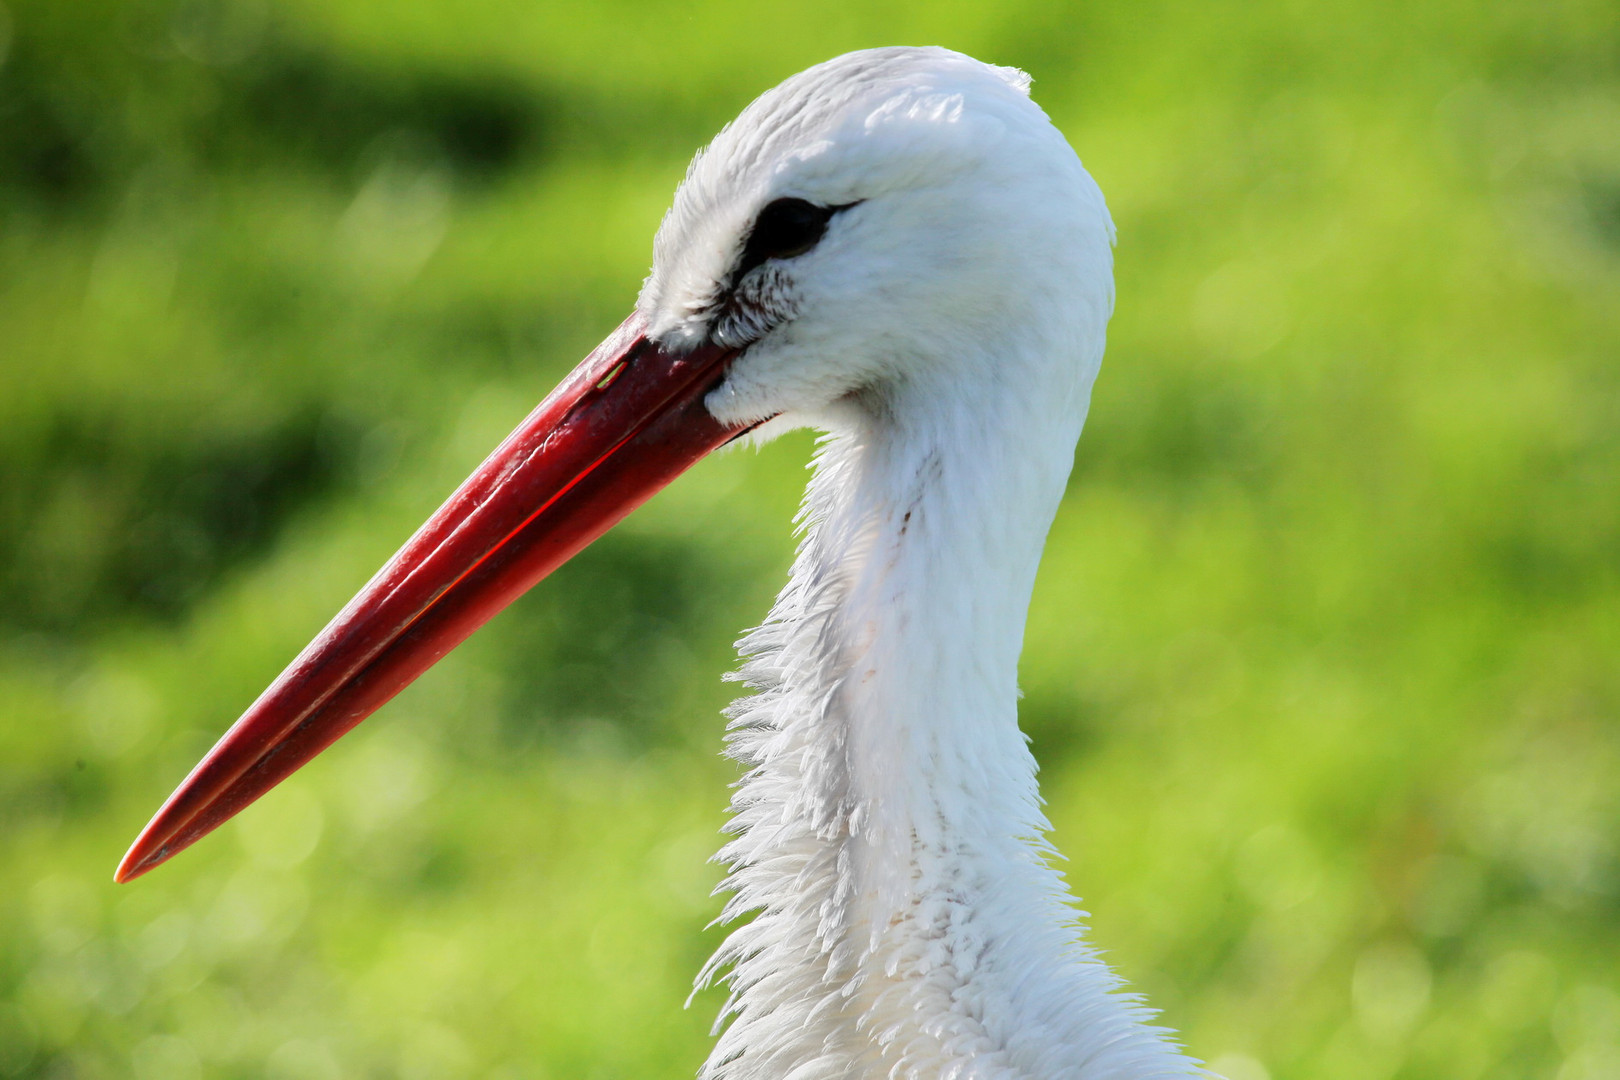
[
  {"x1": 795, "y1": 376, "x2": 1077, "y2": 877},
  {"x1": 702, "y1": 359, "x2": 1204, "y2": 1079}
]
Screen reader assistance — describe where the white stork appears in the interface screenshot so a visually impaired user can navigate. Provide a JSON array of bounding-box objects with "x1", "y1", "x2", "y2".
[{"x1": 119, "y1": 47, "x2": 1204, "y2": 1080}]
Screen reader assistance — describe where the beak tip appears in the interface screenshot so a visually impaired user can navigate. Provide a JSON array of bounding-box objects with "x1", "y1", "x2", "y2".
[
  {"x1": 114, "y1": 849, "x2": 161, "y2": 884},
  {"x1": 112, "y1": 854, "x2": 142, "y2": 885},
  {"x1": 115, "y1": 822, "x2": 171, "y2": 883}
]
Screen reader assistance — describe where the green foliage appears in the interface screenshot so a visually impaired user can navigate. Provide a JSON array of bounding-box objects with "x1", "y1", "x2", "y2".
[{"x1": 2, "y1": 1, "x2": 1617, "y2": 1077}]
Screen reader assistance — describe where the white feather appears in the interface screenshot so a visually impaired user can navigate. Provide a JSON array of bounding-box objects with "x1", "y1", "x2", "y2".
[{"x1": 637, "y1": 47, "x2": 1203, "y2": 1080}]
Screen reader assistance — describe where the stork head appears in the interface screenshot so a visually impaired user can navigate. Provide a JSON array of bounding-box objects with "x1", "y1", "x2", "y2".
[
  {"x1": 115, "y1": 47, "x2": 1113, "y2": 882},
  {"x1": 648, "y1": 46, "x2": 1114, "y2": 434}
]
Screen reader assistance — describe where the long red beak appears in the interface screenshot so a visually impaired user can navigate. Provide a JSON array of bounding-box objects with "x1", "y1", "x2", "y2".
[{"x1": 116, "y1": 313, "x2": 746, "y2": 883}]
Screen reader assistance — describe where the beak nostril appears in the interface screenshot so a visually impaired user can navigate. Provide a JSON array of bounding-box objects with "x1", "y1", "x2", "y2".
[{"x1": 595, "y1": 362, "x2": 627, "y2": 391}]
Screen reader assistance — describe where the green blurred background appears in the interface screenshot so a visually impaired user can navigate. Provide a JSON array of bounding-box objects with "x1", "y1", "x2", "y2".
[{"x1": 2, "y1": 0, "x2": 1618, "y2": 1077}]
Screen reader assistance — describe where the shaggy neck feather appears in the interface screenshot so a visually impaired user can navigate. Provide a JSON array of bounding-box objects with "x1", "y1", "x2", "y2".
[{"x1": 699, "y1": 363, "x2": 1200, "y2": 1080}]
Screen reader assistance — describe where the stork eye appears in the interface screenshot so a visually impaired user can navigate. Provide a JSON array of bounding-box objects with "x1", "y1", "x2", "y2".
[{"x1": 734, "y1": 198, "x2": 838, "y2": 280}]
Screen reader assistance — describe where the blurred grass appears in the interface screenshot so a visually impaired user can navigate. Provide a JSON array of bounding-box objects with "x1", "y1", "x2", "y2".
[{"x1": 2, "y1": 0, "x2": 1618, "y2": 1077}]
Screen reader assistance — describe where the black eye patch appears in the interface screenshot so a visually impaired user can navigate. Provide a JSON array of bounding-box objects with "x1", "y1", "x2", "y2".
[{"x1": 733, "y1": 198, "x2": 852, "y2": 282}]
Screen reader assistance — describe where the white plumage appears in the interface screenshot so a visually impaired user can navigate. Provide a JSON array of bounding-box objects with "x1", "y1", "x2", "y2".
[{"x1": 641, "y1": 48, "x2": 1202, "y2": 1079}]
